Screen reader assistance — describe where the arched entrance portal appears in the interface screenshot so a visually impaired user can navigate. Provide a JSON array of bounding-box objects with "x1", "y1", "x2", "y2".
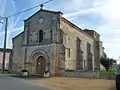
[
  {"x1": 29, "y1": 50, "x2": 50, "y2": 76},
  {"x1": 36, "y1": 56, "x2": 46, "y2": 76}
]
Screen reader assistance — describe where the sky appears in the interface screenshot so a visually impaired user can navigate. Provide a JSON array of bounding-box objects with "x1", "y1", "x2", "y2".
[{"x1": 0, "y1": 0, "x2": 120, "y2": 60}]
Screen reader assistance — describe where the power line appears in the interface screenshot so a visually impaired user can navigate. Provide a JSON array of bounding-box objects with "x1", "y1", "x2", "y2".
[
  {"x1": 42, "y1": 0, "x2": 53, "y2": 4},
  {"x1": 7, "y1": 5, "x2": 39, "y2": 18},
  {"x1": 7, "y1": 0, "x2": 53, "y2": 18}
]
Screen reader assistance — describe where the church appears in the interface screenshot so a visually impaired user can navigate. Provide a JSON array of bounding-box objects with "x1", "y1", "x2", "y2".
[{"x1": 11, "y1": 8, "x2": 101, "y2": 76}]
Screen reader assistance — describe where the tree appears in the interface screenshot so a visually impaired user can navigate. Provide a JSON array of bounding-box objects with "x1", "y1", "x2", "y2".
[{"x1": 100, "y1": 57, "x2": 116, "y2": 71}]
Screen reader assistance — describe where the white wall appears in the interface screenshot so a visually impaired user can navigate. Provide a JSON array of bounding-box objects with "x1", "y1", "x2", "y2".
[{"x1": 0, "y1": 52, "x2": 11, "y2": 70}]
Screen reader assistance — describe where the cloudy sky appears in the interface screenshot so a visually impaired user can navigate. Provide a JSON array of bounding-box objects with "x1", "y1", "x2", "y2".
[{"x1": 0, "y1": 0, "x2": 120, "y2": 60}]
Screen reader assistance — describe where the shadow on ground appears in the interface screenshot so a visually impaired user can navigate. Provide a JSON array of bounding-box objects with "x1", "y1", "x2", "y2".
[{"x1": 10, "y1": 75, "x2": 46, "y2": 80}]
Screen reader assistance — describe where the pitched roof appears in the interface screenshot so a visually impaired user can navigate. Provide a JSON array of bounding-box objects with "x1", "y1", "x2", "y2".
[
  {"x1": 13, "y1": 9, "x2": 63, "y2": 40},
  {"x1": 83, "y1": 29, "x2": 100, "y2": 36},
  {"x1": 12, "y1": 31, "x2": 24, "y2": 40},
  {"x1": 24, "y1": 9, "x2": 63, "y2": 21},
  {"x1": 61, "y1": 17, "x2": 94, "y2": 39}
]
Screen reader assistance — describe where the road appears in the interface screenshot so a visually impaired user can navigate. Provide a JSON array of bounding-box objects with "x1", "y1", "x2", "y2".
[{"x1": 0, "y1": 75, "x2": 51, "y2": 90}]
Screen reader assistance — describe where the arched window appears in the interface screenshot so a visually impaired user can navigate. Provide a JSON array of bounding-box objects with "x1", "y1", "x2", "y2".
[{"x1": 39, "y1": 30, "x2": 43, "y2": 43}]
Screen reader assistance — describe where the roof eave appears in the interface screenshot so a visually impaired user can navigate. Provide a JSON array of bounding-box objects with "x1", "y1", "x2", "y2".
[
  {"x1": 24, "y1": 9, "x2": 63, "y2": 21},
  {"x1": 12, "y1": 31, "x2": 24, "y2": 40},
  {"x1": 61, "y1": 17, "x2": 94, "y2": 40}
]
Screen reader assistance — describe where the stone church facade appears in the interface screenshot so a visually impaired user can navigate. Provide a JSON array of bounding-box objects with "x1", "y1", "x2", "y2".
[{"x1": 12, "y1": 9, "x2": 101, "y2": 76}]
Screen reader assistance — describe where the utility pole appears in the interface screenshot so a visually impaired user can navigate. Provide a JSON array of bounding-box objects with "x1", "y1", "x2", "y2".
[{"x1": 2, "y1": 17, "x2": 8, "y2": 73}]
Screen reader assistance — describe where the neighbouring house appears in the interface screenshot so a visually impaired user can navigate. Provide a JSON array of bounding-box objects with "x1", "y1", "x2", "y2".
[
  {"x1": 11, "y1": 9, "x2": 103, "y2": 76},
  {"x1": 0, "y1": 48, "x2": 12, "y2": 71}
]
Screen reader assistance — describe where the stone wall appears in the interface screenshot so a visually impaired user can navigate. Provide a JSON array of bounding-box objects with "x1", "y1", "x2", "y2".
[
  {"x1": 24, "y1": 10, "x2": 61, "y2": 45},
  {"x1": 12, "y1": 33, "x2": 24, "y2": 72},
  {"x1": 83, "y1": 30, "x2": 101, "y2": 70},
  {"x1": 62, "y1": 71, "x2": 99, "y2": 78},
  {"x1": 58, "y1": 44, "x2": 65, "y2": 73},
  {"x1": 22, "y1": 44, "x2": 54, "y2": 75},
  {"x1": 60, "y1": 18, "x2": 95, "y2": 70}
]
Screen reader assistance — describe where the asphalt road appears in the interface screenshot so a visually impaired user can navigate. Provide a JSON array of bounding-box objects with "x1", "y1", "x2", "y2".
[{"x1": 0, "y1": 75, "x2": 51, "y2": 90}]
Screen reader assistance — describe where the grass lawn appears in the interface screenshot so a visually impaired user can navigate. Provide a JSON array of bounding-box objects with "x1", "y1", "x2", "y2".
[{"x1": 99, "y1": 70, "x2": 116, "y2": 79}]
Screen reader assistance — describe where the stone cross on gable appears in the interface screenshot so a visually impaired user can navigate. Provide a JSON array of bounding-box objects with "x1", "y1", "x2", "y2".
[{"x1": 40, "y1": 4, "x2": 44, "y2": 10}]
